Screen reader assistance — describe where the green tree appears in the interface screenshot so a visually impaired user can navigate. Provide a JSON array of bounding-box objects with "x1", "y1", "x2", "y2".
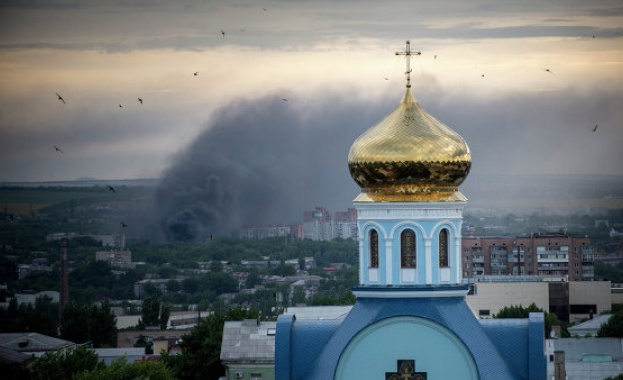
[
  {"x1": 159, "y1": 303, "x2": 171, "y2": 330},
  {"x1": 598, "y1": 310, "x2": 623, "y2": 337},
  {"x1": 74, "y1": 357, "x2": 173, "y2": 380},
  {"x1": 133, "y1": 335, "x2": 153, "y2": 355},
  {"x1": 32, "y1": 346, "x2": 103, "y2": 380},
  {"x1": 6, "y1": 296, "x2": 58, "y2": 337},
  {"x1": 166, "y1": 279, "x2": 181, "y2": 293},
  {"x1": 60, "y1": 302, "x2": 117, "y2": 347},
  {"x1": 138, "y1": 297, "x2": 170, "y2": 330},
  {"x1": 245, "y1": 268, "x2": 260, "y2": 289},
  {"x1": 494, "y1": 303, "x2": 559, "y2": 338},
  {"x1": 292, "y1": 286, "x2": 306, "y2": 305},
  {"x1": 90, "y1": 302, "x2": 117, "y2": 347},
  {"x1": 140, "y1": 297, "x2": 161, "y2": 327},
  {"x1": 164, "y1": 306, "x2": 259, "y2": 380},
  {"x1": 209, "y1": 260, "x2": 223, "y2": 272},
  {"x1": 141, "y1": 281, "x2": 163, "y2": 298}
]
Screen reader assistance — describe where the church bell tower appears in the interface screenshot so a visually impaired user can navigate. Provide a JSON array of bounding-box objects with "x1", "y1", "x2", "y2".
[{"x1": 347, "y1": 40, "x2": 471, "y2": 296}]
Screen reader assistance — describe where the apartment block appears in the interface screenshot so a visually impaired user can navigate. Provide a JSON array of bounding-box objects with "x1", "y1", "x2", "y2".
[{"x1": 462, "y1": 234, "x2": 593, "y2": 281}]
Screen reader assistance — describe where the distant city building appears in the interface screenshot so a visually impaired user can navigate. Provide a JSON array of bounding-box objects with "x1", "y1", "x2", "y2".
[
  {"x1": 0, "y1": 333, "x2": 75, "y2": 358},
  {"x1": 466, "y1": 279, "x2": 611, "y2": 325},
  {"x1": 0, "y1": 290, "x2": 61, "y2": 310},
  {"x1": 302, "y1": 206, "x2": 357, "y2": 241},
  {"x1": 567, "y1": 314, "x2": 612, "y2": 337},
  {"x1": 133, "y1": 279, "x2": 182, "y2": 298},
  {"x1": 96, "y1": 249, "x2": 133, "y2": 268},
  {"x1": 46, "y1": 233, "x2": 126, "y2": 248},
  {"x1": 221, "y1": 319, "x2": 276, "y2": 380},
  {"x1": 240, "y1": 260, "x2": 282, "y2": 271},
  {"x1": 17, "y1": 260, "x2": 52, "y2": 279},
  {"x1": 462, "y1": 234, "x2": 593, "y2": 281},
  {"x1": 238, "y1": 224, "x2": 303, "y2": 240},
  {"x1": 546, "y1": 337, "x2": 623, "y2": 380}
]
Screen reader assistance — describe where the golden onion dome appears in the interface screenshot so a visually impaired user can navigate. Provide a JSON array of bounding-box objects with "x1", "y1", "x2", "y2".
[{"x1": 348, "y1": 87, "x2": 471, "y2": 202}]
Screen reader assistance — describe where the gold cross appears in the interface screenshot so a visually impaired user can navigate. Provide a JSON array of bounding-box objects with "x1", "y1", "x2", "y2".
[{"x1": 395, "y1": 40, "x2": 421, "y2": 88}]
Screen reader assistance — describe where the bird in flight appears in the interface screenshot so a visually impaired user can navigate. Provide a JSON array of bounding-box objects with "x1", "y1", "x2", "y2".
[
  {"x1": 545, "y1": 69, "x2": 554, "y2": 74},
  {"x1": 281, "y1": 98, "x2": 288, "y2": 102},
  {"x1": 592, "y1": 124, "x2": 598, "y2": 132},
  {"x1": 119, "y1": 104, "x2": 123, "y2": 108},
  {"x1": 53, "y1": 145, "x2": 64, "y2": 153},
  {"x1": 121, "y1": 221, "x2": 127, "y2": 228},
  {"x1": 55, "y1": 92, "x2": 66, "y2": 104},
  {"x1": 107, "y1": 185, "x2": 116, "y2": 193},
  {"x1": 193, "y1": 71, "x2": 199, "y2": 76},
  {"x1": 138, "y1": 98, "x2": 143, "y2": 105},
  {"x1": 434, "y1": 55, "x2": 437, "y2": 59},
  {"x1": 221, "y1": 29, "x2": 225, "y2": 38},
  {"x1": 384, "y1": 77, "x2": 389, "y2": 81},
  {"x1": 481, "y1": 74, "x2": 485, "y2": 78}
]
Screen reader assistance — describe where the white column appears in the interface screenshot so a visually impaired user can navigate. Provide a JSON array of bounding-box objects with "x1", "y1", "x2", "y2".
[
  {"x1": 358, "y1": 236, "x2": 365, "y2": 285},
  {"x1": 454, "y1": 236, "x2": 461, "y2": 283},
  {"x1": 424, "y1": 237, "x2": 432, "y2": 284},
  {"x1": 385, "y1": 237, "x2": 393, "y2": 285}
]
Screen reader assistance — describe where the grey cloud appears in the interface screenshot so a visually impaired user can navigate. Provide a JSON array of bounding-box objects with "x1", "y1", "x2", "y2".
[{"x1": 589, "y1": 7, "x2": 623, "y2": 17}]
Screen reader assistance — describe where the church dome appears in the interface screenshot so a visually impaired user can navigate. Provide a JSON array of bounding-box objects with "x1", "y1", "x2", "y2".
[{"x1": 348, "y1": 87, "x2": 471, "y2": 202}]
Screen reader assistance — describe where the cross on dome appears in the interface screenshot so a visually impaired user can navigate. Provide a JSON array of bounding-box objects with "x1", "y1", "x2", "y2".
[{"x1": 395, "y1": 40, "x2": 421, "y2": 88}]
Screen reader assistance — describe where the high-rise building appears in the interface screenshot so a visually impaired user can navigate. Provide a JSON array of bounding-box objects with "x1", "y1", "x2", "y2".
[
  {"x1": 462, "y1": 234, "x2": 593, "y2": 281},
  {"x1": 302, "y1": 206, "x2": 357, "y2": 241}
]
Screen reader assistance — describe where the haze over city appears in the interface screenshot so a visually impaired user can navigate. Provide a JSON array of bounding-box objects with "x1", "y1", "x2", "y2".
[{"x1": 1, "y1": 0, "x2": 622, "y2": 238}]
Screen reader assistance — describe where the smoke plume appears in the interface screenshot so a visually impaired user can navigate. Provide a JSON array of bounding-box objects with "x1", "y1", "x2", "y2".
[{"x1": 154, "y1": 90, "x2": 380, "y2": 242}]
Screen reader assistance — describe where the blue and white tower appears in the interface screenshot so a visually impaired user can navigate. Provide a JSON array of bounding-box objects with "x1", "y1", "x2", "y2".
[
  {"x1": 348, "y1": 40, "x2": 471, "y2": 296},
  {"x1": 275, "y1": 41, "x2": 546, "y2": 380}
]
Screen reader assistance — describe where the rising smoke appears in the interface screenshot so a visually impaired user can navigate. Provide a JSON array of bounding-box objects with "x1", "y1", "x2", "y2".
[{"x1": 154, "y1": 90, "x2": 382, "y2": 242}]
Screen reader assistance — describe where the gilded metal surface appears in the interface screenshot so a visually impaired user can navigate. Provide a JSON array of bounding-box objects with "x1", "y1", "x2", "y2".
[{"x1": 348, "y1": 88, "x2": 471, "y2": 202}]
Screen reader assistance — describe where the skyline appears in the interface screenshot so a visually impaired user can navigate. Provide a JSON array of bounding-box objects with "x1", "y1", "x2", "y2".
[{"x1": 1, "y1": 1, "x2": 623, "y2": 239}]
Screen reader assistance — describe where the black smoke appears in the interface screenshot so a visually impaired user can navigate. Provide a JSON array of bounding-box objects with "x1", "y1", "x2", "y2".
[{"x1": 154, "y1": 90, "x2": 384, "y2": 242}]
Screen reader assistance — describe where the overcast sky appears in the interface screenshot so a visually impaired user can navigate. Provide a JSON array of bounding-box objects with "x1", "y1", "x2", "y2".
[{"x1": 1, "y1": 0, "x2": 622, "y2": 183}]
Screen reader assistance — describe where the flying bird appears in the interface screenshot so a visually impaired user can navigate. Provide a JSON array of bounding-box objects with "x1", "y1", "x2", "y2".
[
  {"x1": 384, "y1": 77, "x2": 389, "y2": 80},
  {"x1": 107, "y1": 185, "x2": 116, "y2": 193},
  {"x1": 281, "y1": 98, "x2": 288, "y2": 102},
  {"x1": 55, "y1": 92, "x2": 66, "y2": 104},
  {"x1": 481, "y1": 74, "x2": 485, "y2": 78},
  {"x1": 434, "y1": 55, "x2": 437, "y2": 59},
  {"x1": 221, "y1": 29, "x2": 225, "y2": 38},
  {"x1": 119, "y1": 104, "x2": 123, "y2": 108},
  {"x1": 121, "y1": 221, "x2": 127, "y2": 228},
  {"x1": 193, "y1": 71, "x2": 199, "y2": 76},
  {"x1": 262, "y1": 7, "x2": 267, "y2": 11},
  {"x1": 545, "y1": 69, "x2": 554, "y2": 74},
  {"x1": 592, "y1": 124, "x2": 598, "y2": 132},
  {"x1": 53, "y1": 145, "x2": 64, "y2": 153},
  {"x1": 138, "y1": 98, "x2": 143, "y2": 105}
]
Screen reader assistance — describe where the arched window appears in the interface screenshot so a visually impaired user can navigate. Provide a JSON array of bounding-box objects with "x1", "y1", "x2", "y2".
[
  {"x1": 401, "y1": 229, "x2": 416, "y2": 268},
  {"x1": 439, "y1": 228, "x2": 449, "y2": 267},
  {"x1": 369, "y1": 229, "x2": 379, "y2": 268}
]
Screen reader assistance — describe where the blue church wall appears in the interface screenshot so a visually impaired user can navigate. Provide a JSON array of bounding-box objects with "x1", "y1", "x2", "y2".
[
  {"x1": 275, "y1": 296, "x2": 544, "y2": 379},
  {"x1": 335, "y1": 315, "x2": 479, "y2": 379},
  {"x1": 480, "y1": 313, "x2": 547, "y2": 378}
]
